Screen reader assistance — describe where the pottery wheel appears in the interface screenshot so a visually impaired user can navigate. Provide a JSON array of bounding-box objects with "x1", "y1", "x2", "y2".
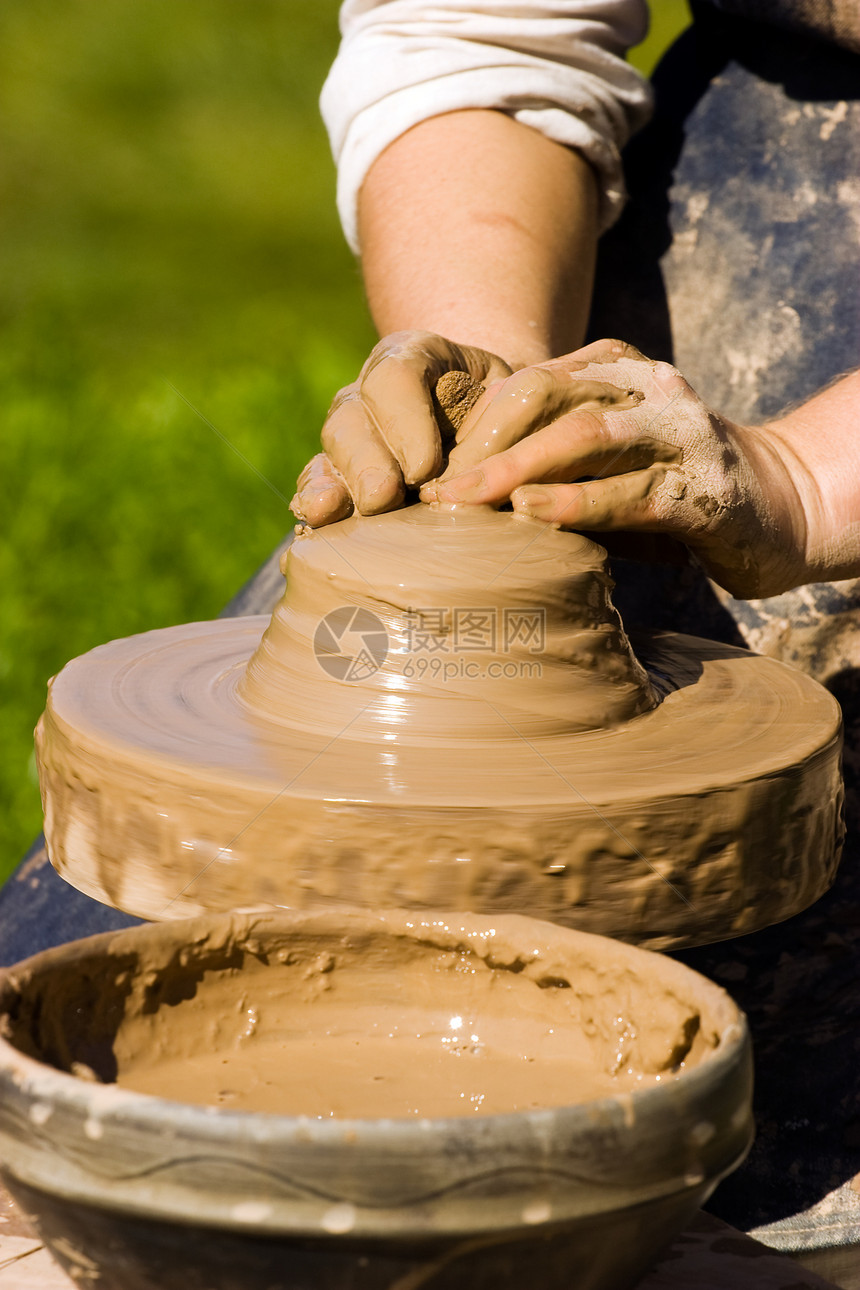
[{"x1": 36, "y1": 500, "x2": 843, "y2": 950}]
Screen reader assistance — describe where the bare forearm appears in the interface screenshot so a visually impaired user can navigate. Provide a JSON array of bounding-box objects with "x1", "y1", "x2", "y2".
[
  {"x1": 357, "y1": 110, "x2": 599, "y2": 370},
  {"x1": 311, "y1": 109, "x2": 860, "y2": 589},
  {"x1": 764, "y1": 370, "x2": 860, "y2": 582}
]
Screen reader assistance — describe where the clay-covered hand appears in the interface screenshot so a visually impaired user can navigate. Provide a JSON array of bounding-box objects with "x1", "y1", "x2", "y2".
[
  {"x1": 290, "y1": 331, "x2": 512, "y2": 527},
  {"x1": 420, "y1": 339, "x2": 811, "y2": 599}
]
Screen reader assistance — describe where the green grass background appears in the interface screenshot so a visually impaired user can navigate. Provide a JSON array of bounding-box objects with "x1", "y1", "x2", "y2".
[{"x1": 1, "y1": 0, "x2": 689, "y2": 883}]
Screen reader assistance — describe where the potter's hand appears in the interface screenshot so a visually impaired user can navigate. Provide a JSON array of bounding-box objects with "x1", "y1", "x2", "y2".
[
  {"x1": 420, "y1": 339, "x2": 812, "y2": 599},
  {"x1": 291, "y1": 332, "x2": 511, "y2": 527}
]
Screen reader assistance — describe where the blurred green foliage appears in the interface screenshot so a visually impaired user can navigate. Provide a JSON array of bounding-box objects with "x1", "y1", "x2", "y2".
[{"x1": 0, "y1": 1, "x2": 688, "y2": 883}]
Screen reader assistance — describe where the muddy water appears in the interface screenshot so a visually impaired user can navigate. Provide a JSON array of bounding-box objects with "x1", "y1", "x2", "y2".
[{"x1": 111, "y1": 913, "x2": 711, "y2": 1118}]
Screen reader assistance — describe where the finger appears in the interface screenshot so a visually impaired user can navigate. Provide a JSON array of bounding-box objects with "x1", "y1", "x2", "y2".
[
  {"x1": 423, "y1": 407, "x2": 670, "y2": 506},
  {"x1": 569, "y1": 337, "x2": 651, "y2": 365},
  {"x1": 511, "y1": 468, "x2": 669, "y2": 530},
  {"x1": 321, "y1": 390, "x2": 405, "y2": 515},
  {"x1": 290, "y1": 453, "x2": 353, "y2": 527},
  {"x1": 567, "y1": 351, "x2": 692, "y2": 408},
  {"x1": 360, "y1": 356, "x2": 445, "y2": 486},
  {"x1": 359, "y1": 330, "x2": 510, "y2": 387},
  {"x1": 440, "y1": 367, "x2": 562, "y2": 479},
  {"x1": 360, "y1": 342, "x2": 512, "y2": 485},
  {"x1": 437, "y1": 368, "x2": 640, "y2": 483}
]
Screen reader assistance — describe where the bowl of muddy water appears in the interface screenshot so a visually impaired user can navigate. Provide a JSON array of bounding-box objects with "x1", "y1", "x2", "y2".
[{"x1": 0, "y1": 909, "x2": 752, "y2": 1290}]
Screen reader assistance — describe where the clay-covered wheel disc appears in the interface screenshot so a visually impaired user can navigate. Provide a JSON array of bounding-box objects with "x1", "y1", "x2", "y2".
[{"x1": 37, "y1": 617, "x2": 843, "y2": 949}]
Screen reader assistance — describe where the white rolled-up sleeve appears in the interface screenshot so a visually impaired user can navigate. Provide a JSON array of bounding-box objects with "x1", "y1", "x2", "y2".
[{"x1": 321, "y1": 1, "x2": 653, "y2": 252}]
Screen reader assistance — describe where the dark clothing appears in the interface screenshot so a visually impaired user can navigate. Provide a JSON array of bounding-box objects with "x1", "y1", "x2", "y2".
[{"x1": 591, "y1": 3, "x2": 860, "y2": 1253}]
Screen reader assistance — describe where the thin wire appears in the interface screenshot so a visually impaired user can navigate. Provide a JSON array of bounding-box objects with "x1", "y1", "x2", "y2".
[
  {"x1": 164, "y1": 379, "x2": 293, "y2": 509},
  {"x1": 0, "y1": 1244, "x2": 45, "y2": 1271},
  {"x1": 165, "y1": 378, "x2": 375, "y2": 591}
]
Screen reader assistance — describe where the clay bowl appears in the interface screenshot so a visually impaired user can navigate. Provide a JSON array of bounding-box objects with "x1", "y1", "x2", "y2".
[{"x1": 0, "y1": 909, "x2": 753, "y2": 1290}]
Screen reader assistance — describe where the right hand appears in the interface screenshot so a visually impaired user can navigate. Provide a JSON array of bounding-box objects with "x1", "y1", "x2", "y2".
[{"x1": 290, "y1": 331, "x2": 511, "y2": 527}]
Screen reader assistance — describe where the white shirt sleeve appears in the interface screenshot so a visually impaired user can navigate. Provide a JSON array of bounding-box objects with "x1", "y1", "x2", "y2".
[{"x1": 321, "y1": 1, "x2": 653, "y2": 253}]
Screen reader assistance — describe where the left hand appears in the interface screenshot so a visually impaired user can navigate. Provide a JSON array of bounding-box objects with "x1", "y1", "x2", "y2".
[
  {"x1": 420, "y1": 339, "x2": 810, "y2": 599},
  {"x1": 290, "y1": 331, "x2": 512, "y2": 527}
]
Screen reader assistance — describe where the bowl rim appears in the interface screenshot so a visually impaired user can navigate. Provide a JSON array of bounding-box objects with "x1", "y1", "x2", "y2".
[{"x1": 0, "y1": 908, "x2": 754, "y2": 1238}]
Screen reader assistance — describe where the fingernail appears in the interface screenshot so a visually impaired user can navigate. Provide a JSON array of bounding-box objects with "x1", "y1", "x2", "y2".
[
  {"x1": 512, "y1": 487, "x2": 552, "y2": 512},
  {"x1": 292, "y1": 486, "x2": 353, "y2": 525},
  {"x1": 418, "y1": 480, "x2": 439, "y2": 502},
  {"x1": 436, "y1": 468, "x2": 485, "y2": 501},
  {"x1": 291, "y1": 486, "x2": 333, "y2": 516}
]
